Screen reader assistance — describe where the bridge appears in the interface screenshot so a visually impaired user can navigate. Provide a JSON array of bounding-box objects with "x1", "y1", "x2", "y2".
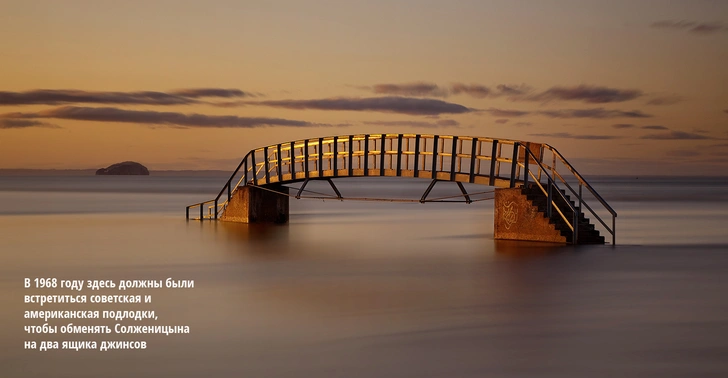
[{"x1": 186, "y1": 134, "x2": 617, "y2": 245}]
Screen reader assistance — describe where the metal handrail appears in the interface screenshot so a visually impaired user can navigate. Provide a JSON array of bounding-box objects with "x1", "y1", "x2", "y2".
[
  {"x1": 520, "y1": 144, "x2": 579, "y2": 243},
  {"x1": 548, "y1": 146, "x2": 617, "y2": 216},
  {"x1": 540, "y1": 145, "x2": 617, "y2": 244}
]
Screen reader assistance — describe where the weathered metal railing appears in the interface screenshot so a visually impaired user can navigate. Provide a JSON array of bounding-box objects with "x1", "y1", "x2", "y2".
[{"x1": 185, "y1": 134, "x2": 616, "y2": 244}]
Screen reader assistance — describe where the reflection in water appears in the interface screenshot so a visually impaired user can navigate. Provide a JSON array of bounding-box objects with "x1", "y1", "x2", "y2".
[
  {"x1": 218, "y1": 221, "x2": 289, "y2": 244},
  {"x1": 493, "y1": 239, "x2": 568, "y2": 257}
]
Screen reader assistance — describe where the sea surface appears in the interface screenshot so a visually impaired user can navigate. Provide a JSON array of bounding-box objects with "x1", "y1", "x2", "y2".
[{"x1": 1, "y1": 175, "x2": 727, "y2": 378}]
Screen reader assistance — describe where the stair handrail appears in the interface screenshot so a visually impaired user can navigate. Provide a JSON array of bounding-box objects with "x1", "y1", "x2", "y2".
[
  {"x1": 520, "y1": 144, "x2": 580, "y2": 243},
  {"x1": 542, "y1": 144, "x2": 617, "y2": 244}
]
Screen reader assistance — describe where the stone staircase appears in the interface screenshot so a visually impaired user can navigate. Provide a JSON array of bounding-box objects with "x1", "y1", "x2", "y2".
[{"x1": 521, "y1": 184, "x2": 605, "y2": 244}]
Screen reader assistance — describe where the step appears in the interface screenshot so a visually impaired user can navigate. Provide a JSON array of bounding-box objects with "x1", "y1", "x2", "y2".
[{"x1": 521, "y1": 183, "x2": 605, "y2": 245}]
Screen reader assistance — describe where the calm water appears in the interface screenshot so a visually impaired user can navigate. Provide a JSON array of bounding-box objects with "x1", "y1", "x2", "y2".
[{"x1": 1, "y1": 175, "x2": 727, "y2": 377}]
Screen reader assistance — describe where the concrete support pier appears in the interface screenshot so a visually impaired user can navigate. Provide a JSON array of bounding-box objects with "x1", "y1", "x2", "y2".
[
  {"x1": 494, "y1": 187, "x2": 566, "y2": 244},
  {"x1": 220, "y1": 185, "x2": 289, "y2": 224}
]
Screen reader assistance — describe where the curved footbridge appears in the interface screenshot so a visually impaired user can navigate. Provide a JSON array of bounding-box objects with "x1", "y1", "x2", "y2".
[{"x1": 186, "y1": 134, "x2": 617, "y2": 245}]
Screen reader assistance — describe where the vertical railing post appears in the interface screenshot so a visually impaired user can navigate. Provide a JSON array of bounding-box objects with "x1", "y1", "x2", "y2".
[
  {"x1": 227, "y1": 181, "x2": 231, "y2": 202},
  {"x1": 333, "y1": 136, "x2": 338, "y2": 177},
  {"x1": 523, "y1": 143, "x2": 530, "y2": 187},
  {"x1": 612, "y1": 216, "x2": 616, "y2": 246},
  {"x1": 449, "y1": 136, "x2": 458, "y2": 181},
  {"x1": 469, "y1": 138, "x2": 477, "y2": 183},
  {"x1": 264, "y1": 146, "x2": 270, "y2": 184},
  {"x1": 290, "y1": 141, "x2": 296, "y2": 179},
  {"x1": 379, "y1": 134, "x2": 386, "y2": 176},
  {"x1": 318, "y1": 137, "x2": 324, "y2": 178},
  {"x1": 573, "y1": 183, "x2": 579, "y2": 244},
  {"x1": 396, "y1": 134, "x2": 403, "y2": 177},
  {"x1": 547, "y1": 178, "x2": 552, "y2": 218},
  {"x1": 186, "y1": 206, "x2": 189, "y2": 220},
  {"x1": 414, "y1": 135, "x2": 421, "y2": 177},
  {"x1": 363, "y1": 134, "x2": 369, "y2": 175},
  {"x1": 431, "y1": 135, "x2": 439, "y2": 179},
  {"x1": 489, "y1": 140, "x2": 498, "y2": 186},
  {"x1": 573, "y1": 208, "x2": 579, "y2": 244},
  {"x1": 510, "y1": 142, "x2": 519, "y2": 188},
  {"x1": 276, "y1": 144, "x2": 283, "y2": 182},
  {"x1": 251, "y1": 151, "x2": 258, "y2": 185},
  {"x1": 214, "y1": 200, "x2": 218, "y2": 220},
  {"x1": 304, "y1": 139, "x2": 310, "y2": 179},
  {"x1": 578, "y1": 184, "x2": 583, "y2": 218},
  {"x1": 348, "y1": 135, "x2": 353, "y2": 176},
  {"x1": 244, "y1": 154, "x2": 249, "y2": 185},
  {"x1": 200, "y1": 203, "x2": 204, "y2": 220}
]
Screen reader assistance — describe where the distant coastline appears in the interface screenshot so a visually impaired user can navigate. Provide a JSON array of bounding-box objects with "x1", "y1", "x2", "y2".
[
  {"x1": 0, "y1": 169, "x2": 231, "y2": 177},
  {"x1": 1, "y1": 169, "x2": 727, "y2": 180}
]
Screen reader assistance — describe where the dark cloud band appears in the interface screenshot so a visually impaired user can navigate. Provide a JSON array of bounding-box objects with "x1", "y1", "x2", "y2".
[
  {"x1": 651, "y1": 20, "x2": 728, "y2": 34},
  {"x1": 0, "y1": 88, "x2": 250, "y2": 106},
  {"x1": 249, "y1": 97, "x2": 472, "y2": 116},
  {"x1": 537, "y1": 108, "x2": 652, "y2": 119},
  {"x1": 640, "y1": 131, "x2": 713, "y2": 140},
  {"x1": 0, "y1": 106, "x2": 331, "y2": 128},
  {"x1": 371, "y1": 83, "x2": 447, "y2": 97},
  {"x1": 529, "y1": 132, "x2": 622, "y2": 140},
  {"x1": 0, "y1": 119, "x2": 59, "y2": 129},
  {"x1": 362, "y1": 119, "x2": 460, "y2": 128},
  {"x1": 525, "y1": 85, "x2": 642, "y2": 104}
]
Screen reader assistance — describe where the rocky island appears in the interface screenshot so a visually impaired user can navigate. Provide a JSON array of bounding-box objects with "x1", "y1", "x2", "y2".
[{"x1": 95, "y1": 161, "x2": 150, "y2": 175}]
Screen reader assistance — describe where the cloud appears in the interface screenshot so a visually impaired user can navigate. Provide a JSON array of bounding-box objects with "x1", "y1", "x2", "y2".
[
  {"x1": 612, "y1": 123, "x2": 634, "y2": 129},
  {"x1": 450, "y1": 83, "x2": 532, "y2": 99},
  {"x1": 524, "y1": 85, "x2": 642, "y2": 104},
  {"x1": 514, "y1": 122, "x2": 533, "y2": 127},
  {"x1": 646, "y1": 95, "x2": 684, "y2": 106},
  {"x1": 436, "y1": 119, "x2": 459, "y2": 127},
  {"x1": 0, "y1": 88, "x2": 250, "y2": 106},
  {"x1": 494, "y1": 119, "x2": 509, "y2": 124},
  {"x1": 0, "y1": 106, "x2": 332, "y2": 128},
  {"x1": 169, "y1": 88, "x2": 249, "y2": 98},
  {"x1": 366, "y1": 82, "x2": 533, "y2": 99},
  {"x1": 639, "y1": 130, "x2": 713, "y2": 140},
  {"x1": 496, "y1": 84, "x2": 531, "y2": 97},
  {"x1": 724, "y1": 109, "x2": 728, "y2": 114},
  {"x1": 641, "y1": 125, "x2": 669, "y2": 130},
  {"x1": 249, "y1": 96, "x2": 472, "y2": 116},
  {"x1": 651, "y1": 20, "x2": 728, "y2": 34},
  {"x1": 450, "y1": 83, "x2": 491, "y2": 98},
  {"x1": 370, "y1": 82, "x2": 447, "y2": 97},
  {"x1": 483, "y1": 108, "x2": 531, "y2": 117},
  {"x1": 0, "y1": 119, "x2": 60, "y2": 129},
  {"x1": 529, "y1": 132, "x2": 622, "y2": 140},
  {"x1": 537, "y1": 108, "x2": 652, "y2": 119},
  {"x1": 362, "y1": 119, "x2": 460, "y2": 128},
  {"x1": 363, "y1": 82, "x2": 640, "y2": 104}
]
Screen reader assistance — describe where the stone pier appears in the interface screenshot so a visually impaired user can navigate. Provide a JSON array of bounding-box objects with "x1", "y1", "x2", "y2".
[
  {"x1": 494, "y1": 187, "x2": 566, "y2": 244},
  {"x1": 220, "y1": 185, "x2": 289, "y2": 224}
]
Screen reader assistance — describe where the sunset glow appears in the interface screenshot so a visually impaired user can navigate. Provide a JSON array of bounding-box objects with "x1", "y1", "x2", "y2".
[{"x1": 1, "y1": 0, "x2": 726, "y2": 174}]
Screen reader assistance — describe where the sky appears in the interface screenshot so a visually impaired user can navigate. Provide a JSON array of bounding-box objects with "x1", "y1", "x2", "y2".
[{"x1": 1, "y1": 0, "x2": 726, "y2": 175}]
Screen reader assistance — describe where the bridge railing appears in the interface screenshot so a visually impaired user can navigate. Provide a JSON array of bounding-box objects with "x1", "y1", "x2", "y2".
[
  {"x1": 187, "y1": 134, "x2": 521, "y2": 219},
  {"x1": 185, "y1": 134, "x2": 616, "y2": 244}
]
